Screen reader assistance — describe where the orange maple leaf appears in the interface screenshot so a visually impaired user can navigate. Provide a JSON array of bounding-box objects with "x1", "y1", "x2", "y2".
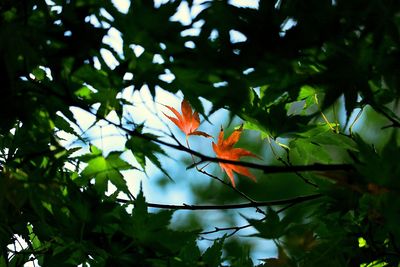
[
  {"x1": 163, "y1": 100, "x2": 212, "y2": 138},
  {"x1": 212, "y1": 125, "x2": 258, "y2": 187}
]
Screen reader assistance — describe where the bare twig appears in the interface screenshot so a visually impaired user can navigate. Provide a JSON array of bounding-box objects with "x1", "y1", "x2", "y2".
[{"x1": 199, "y1": 222, "x2": 254, "y2": 237}]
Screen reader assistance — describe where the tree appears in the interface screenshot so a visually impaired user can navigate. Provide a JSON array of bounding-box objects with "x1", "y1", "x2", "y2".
[{"x1": 1, "y1": 0, "x2": 400, "y2": 266}]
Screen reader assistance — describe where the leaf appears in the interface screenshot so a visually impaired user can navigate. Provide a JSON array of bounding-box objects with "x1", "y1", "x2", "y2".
[
  {"x1": 53, "y1": 114, "x2": 77, "y2": 135},
  {"x1": 298, "y1": 85, "x2": 316, "y2": 101},
  {"x1": 260, "y1": 245, "x2": 290, "y2": 267},
  {"x1": 163, "y1": 99, "x2": 212, "y2": 138},
  {"x1": 290, "y1": 138, "x2": 332, "y2": 164},
  {"x1": 212, "y1": 125, "x2": 259, "y2": 187},
  {"x1": 0, "y1": 256, "x2": 7, "y2": 267},
  {"x1": 130, "y1": 187, "x2": 197, "y2": 255},
  {"x1": 174, "y1": 240, "x2": 201, "y2": 266},
  {"x1": 244, "y1": 208, "x2": 286, "y2": 239},
  {"x1": 125, "y1": 134, "x2": 173, "y2": 181},
  {"x1": 202, "y1": 237, "x2": 225, "y2": 267},
  {"x1": 27, "y1": 224, "x2": 41, "y2": 250},
  {"x1": 9, "y1": 252, "x2": 29, "y2": 267},
  {"x1": 78, "y1": 149, "x2": 132, "y2": 194},
  {"x1": 311, "y1": 131, "x2": 357, "y2": 151},
  {"x1": 32, "y1": 67, "x2": 46, "y2": 81},
  {"x1": 133, "y1": 185, "x2": 148, "y2": 217},
  {"x1": 72, "y1": 64, "x2": 110, "y2": 90}
]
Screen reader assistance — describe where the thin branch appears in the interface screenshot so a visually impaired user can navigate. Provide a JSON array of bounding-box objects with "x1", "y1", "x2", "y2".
[
  {"x1": 372, "y1": 105, "x2": 400, "y2": 128},
  {"x1": 190, "y1": 160, "x2": 352, "y2": 174},
  {"x1": 117, "y1": 193, "x2": 322, "y2": 210},
  {"x1": 199, "y1": 222, "x2": 254, "y2": 237},
  {"x1": 267, "y1": 137, "x2": 318, "y2": 188},
  {"x1": 82, "y1": 106, "x2": 353, "y2": 174},
  {"x1": 276, "y1": 201, "x2": 299, "y2": 213},
  {"x1": 199, "y1": 200, "x2": 312, "y2": 237},
  {"x1": 197, "y1": 168, "x2": 266, "y2": 215},
  {"x1": 349, "y1": 108, "x2": 364, "y2": 135},
  {"x1": 37, "y1": 87, "x2": 354, "y2": 175}
]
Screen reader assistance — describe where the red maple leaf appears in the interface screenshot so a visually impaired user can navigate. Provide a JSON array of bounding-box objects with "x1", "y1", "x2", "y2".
[
  {"x1": 163, "y1": 100, "x2": 211, "y2": 138},
  {"x1": 212, "y1": 125, "x2": 258, "y2": 187}
]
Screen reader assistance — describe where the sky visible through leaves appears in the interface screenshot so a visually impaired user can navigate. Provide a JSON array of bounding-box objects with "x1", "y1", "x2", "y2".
[
  {"x1": 4, "y1": 0, "x2": 400, "y2": 267},
  {"x1": 5, "y1": 0, "x2": 398, "y2": 265},
  {"x1": 46, "y1": 0, "x2": 277, "y2": 263},
  {"x1": 32, "y1": 1, "x2": 373, "y2": 264},
  {"x1": 56, "y1": 0, "x2": 371, "y2": 262}
]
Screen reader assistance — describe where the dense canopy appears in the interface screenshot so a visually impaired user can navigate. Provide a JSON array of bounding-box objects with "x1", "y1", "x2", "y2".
[{"x1": 1, "y1": 0, "x2": 400, "y2": 266}]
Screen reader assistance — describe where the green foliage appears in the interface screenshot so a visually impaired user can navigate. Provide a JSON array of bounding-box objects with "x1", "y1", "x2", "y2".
[
  {"x1": 125, "y1": 132, "x2": 172, "y2": 180},
  {"x1": 1, "y1": 0, "x2": 400, "y2": 266},
  {"x1": 78, "y1": 146, "x2": 132, "y2": 194}
]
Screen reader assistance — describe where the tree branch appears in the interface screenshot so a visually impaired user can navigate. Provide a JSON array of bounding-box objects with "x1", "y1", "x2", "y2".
[
  {"x1": 196, "y1": 168, "x2": 266, "y2": 215},
  {"x1": 117, "y1": 193, "x2": 322, "y2": 210},
  {"x1": 91, "y1": 108, "x2": 353, "y2": 173},
  {"x1": 39, "y1": 88, "x2": 354, "y2": 175},
  {"x1": 199, "y1": 200, "x2": 313, "y2": 237}
]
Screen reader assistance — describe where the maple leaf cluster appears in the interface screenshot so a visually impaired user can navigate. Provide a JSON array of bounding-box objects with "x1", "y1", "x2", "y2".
[{"x1": 164, "y1": 99, "x2": 259, "y2": 187}]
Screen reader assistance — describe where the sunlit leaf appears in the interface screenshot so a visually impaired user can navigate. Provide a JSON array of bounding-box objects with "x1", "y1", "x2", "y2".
[
  {"x1": 212, "y1": 125, "x2": 259, "y2": 187},
  {"x1": 163, "y1": 99, "x2": 212, "y2": 138}
]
